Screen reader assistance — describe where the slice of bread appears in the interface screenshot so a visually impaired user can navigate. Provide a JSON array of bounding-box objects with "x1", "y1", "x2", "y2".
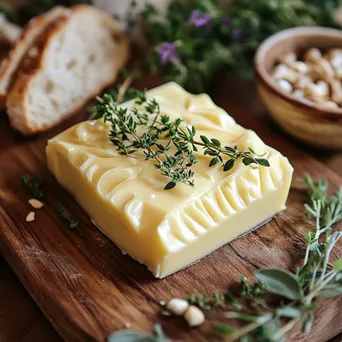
[
  {"x1": 7, "y1": 5, "x2": 130, "y2": 135},
  {"x1": 0, "y1": 6, "x2": 68, "y2": 106},
  {"x1": 0, "y1": 13, "x2": 22, "y2": 45}
]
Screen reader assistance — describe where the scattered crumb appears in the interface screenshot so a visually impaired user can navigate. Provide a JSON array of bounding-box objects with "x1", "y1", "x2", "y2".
[
  {"x1": 28, "y1": 198, "x2": 44, "y2": 209},
  {"x1": 26, "y1": 211, "x2": 35, "y2": 222},
  {"x1": 161, "y1": 310, "x2": 171, "y2": 316},
  {"x1": 124, "y1": 322, "x2": 131, "y2": 329},
  {"x1": 159, "y1": 300, "x2": 166, "y2": 306}
]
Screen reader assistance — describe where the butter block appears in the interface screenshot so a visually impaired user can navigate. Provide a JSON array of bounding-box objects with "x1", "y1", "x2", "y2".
[{"x1": 46, "y1": 82, "x2": 293, "y2": 278}]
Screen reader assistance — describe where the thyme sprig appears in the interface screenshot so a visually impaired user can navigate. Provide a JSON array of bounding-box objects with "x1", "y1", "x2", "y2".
[
  {"x1": 21, "y1": 174, "x2": 44, "y2": 200},
  {"x1": 94, "y1": 88, "x2": 269, "y2": 190},
  {"x1": 55, "y1": 202, "x2": 81, "y2": 232}
]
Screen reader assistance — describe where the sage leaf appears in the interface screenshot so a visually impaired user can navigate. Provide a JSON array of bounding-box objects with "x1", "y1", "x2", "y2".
[
  {"x1": 276, "y1": 306, "x2": 301, "y2": 318},
  {"x1": 334, "y1": 258, "x2": 342, "y2": 272},
  {"x1": 107, "y1": 331, "x2": 156, "y2": 342},
  {"x1": 108, "y1": 325, "x2": 166, "y2": 342},
  {"x1": 256, "y1": 269, "x2": 301, "y2": 300},
  {"x1": 317, "y1": 285, "x2": 342, "y2": 299}
]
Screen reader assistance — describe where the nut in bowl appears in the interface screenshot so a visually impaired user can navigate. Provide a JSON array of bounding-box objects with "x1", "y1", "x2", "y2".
[{"x1": 255, "y1": 27, "x2": 342, "y2": 150}]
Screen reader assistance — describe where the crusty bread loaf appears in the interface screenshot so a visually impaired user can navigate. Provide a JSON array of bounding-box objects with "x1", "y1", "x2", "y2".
[{"x1": 6, "y1": 5, "x2": 130, "y2": 135}]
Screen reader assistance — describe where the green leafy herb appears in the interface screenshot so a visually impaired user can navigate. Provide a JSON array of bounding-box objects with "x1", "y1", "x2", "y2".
[
  {"x1": 108, "y1": 324, "x2": 166, "y2": 342},
  {"x1": 203, "y1": 174, "x2": 342, "y2": 341},
  {"x1": 136, "y1": 0, "x2": 341, "y2": 93},
  {"x1": 21, "y1": 174, "x2": 44, "y2": 200},
  {"x1": 55, "y1": 202, "x2": 80, "y2": 232},
  {"x1": 94, "y1": 87, "x2": 269, "y2": 190}
]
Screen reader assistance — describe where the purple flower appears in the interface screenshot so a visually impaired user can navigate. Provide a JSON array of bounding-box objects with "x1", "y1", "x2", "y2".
[
  {"x1": 157, "y1": 42, "x2": 178, "y2": 66},
  {"x1": 232, "y1": 28, "x2": 244, "y2": 40},
  {"x1": 189, "y1": 10, "x2": 212, "y2": 27},
  {"x1": 221, "y1": 16, "x2": 232, "y2": 26}
]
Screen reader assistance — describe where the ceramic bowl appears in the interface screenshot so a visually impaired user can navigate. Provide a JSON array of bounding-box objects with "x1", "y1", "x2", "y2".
[{"x1": 255, "y1": 27, "x2": 342, "y2": 150}]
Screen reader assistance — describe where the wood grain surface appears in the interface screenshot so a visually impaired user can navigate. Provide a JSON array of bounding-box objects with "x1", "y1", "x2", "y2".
[{"x1": 0, "y1": 75, "x2": 342, "y2": 342}]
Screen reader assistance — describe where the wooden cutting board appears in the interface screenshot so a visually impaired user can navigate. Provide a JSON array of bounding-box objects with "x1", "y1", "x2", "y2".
[{"x1": 0, "y1": 76, "x2": 341, "y2": 342}]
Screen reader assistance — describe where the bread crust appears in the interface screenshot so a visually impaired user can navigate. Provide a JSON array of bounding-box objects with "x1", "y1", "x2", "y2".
[
  {"x1": 6, "y1": 5, "x2": 130, "y2": 136},
  {"x1": 0, "y1": 6, "x2": 68, "y2": 107}
]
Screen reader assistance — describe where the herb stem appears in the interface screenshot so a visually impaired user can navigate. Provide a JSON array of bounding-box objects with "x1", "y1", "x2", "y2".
[
  {"x1": 117, "y1": 73, "x2": 136, "y2": 104},
  {"x1": 272, "y1": 317, "x2": 300, "y2": 341},
  {"x1": 224, "y1": 314, "x2": 273, "y2": 341}
]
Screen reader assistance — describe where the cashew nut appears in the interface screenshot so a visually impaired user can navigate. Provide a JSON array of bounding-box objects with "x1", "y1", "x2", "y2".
[
  {"x1": 276, "y1": 79, "x2": 293, "y2": 93},
  {"x1": 304, "y1": 48, "x2": 322, "y2": 63},
  {"x1": 272, "y1": 64, "x2": 298, "y2": 83}
]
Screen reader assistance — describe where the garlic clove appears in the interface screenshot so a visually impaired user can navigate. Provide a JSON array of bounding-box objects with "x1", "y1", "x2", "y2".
[
  {"x1": 184, "y1": 305, "x2": 205, "y2": 327},
  {"x1": 166, "y1": 298, "x2": 189, "y2": 316}
]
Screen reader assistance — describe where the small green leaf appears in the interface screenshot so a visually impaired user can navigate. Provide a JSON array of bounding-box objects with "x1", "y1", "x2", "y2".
[
  {"x1": 225, "y1": 146, "x2": 236, "y2": 153},
  {"x1": 256, "y1": 158, "x2": 270, "y2": 167},
  {"x1": 242, "y1": 158, "x2": 256, "y2": 166},
  {"x1": 209, "y1": 157, "x2": 219, "y2": 167},
  {"x1": 164, "y1": 181, "x2": 176, "y2": 190},
  {"x1": 276, "y1": 306, "x2": 301, "y2": 318},
  {"x1": 256, "y1": 269, "x2": 301, "y2": 300},
  {"x1": 211, "y1": 138, "x2": 221, "y2": 147},
  {"x1": 224, "y1": 159, "x2": 235, "y2": 171},
  {"x1": 334, "y1": 258, "x2": 342, "y2": 271},
  {"x1": 200, "y1": 135, "x2": 210, "y2": 144},
  {"x1": 212, "y1": 324, "x2": 236, "y2": 335}
]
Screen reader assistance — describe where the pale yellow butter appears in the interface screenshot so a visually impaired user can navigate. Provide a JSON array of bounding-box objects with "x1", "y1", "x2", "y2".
[{"x1": 46, "y1": 82, "x2": 293, "y2": 278}]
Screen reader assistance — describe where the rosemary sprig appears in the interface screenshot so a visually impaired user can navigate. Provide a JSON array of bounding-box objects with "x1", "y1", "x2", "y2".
[
  {"x1": 55, "y1": 202, "x2": 81, "y2": 232},
  {"x1": 94, "y1": 88, "x2": 269, "y2": 190},
  {"x1": 21, "y1": 174, "x2": 44, "y2": 200}
]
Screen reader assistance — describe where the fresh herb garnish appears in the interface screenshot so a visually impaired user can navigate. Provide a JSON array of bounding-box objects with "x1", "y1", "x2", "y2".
[
  {"x1": 21, "y1": 174, "x2": 44, "y2": 200},
  {"x1": 108, "y1": 324, "x2": 166, "y2": 342},
  {"x1": 94, "y1": 87, "x2": 269, "y2": 190},
  {"x1": 207, "y1": 174, "x2": 342, "y2": 341},
  {"x1": 55, "y1": 202, "x2": 80, "y2": 232}
]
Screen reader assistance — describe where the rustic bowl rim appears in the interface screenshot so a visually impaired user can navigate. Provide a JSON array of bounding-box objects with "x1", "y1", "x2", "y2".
[{"x1": 254, "y1": 26, "x2": 342, "y2": 117}]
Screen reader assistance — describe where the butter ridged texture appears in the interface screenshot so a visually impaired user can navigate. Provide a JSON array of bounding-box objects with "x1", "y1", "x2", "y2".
[{"x1": 46, "y1": 82, "x2": 293, "y2": 278}]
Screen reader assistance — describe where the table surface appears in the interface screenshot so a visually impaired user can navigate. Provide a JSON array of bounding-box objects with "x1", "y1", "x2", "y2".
[
  {"x1": 1, "y1": 78, "x2": 342, "y2": 342},
  {"x1": 0, "y1": 1, "x2": 341, "y2": 335}
]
